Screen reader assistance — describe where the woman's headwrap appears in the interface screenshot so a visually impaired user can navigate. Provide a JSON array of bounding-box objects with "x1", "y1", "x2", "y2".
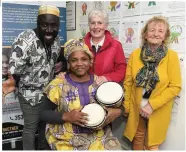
[{"x1": 64, "y1": 38, "x2": 93, "y2": 60}]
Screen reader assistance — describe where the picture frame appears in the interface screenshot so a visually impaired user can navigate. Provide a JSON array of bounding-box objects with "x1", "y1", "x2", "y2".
[{"x1": 66, "y1": 1, "x2": 76, "y2": 31}]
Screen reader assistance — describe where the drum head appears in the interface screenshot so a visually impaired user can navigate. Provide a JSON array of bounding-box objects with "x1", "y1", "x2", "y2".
[
  {"x1": 96, "y1": 82, "x2": 123, "y2": 106},
  {"x1": 81, "y1": 103, "x2": 106, "y2": 128}
]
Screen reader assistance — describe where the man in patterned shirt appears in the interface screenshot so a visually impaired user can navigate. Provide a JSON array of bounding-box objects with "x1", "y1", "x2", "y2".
[{"x1": 9, "y1": 5, "x2": 61, "y2": 150}]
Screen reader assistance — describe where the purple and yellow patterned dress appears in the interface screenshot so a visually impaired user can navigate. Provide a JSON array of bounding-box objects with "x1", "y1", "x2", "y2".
[{"x1": 44, "y1": 74, "x2": 121, "y2": 150}]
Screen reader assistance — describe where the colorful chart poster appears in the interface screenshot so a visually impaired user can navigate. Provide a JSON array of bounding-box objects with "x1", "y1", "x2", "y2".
[
  {"x1": 104, "y1": 1, "x2": 121, "y2": 19},
  {"x1": 168, "y1": 16, "x2": 185, "y2": 53},
  {"x1": 140, "y1": 1, "x2": 163, "y2": 15},
  {"x1": 79, "y1": 2, "x2": 91, "y2": 22},
  {"x1": 79, "y1": 23, "x2": 89, "y2": 37},
  {"x1": 121, "y1": 1, "x2": 140, "y2": 17},
  {"x1": 120, "y1": 20, "x2": 139, "y2": 53},
  {"x1": 79, "y1": 1, "x2": 105, "y2": 22},
  {"x1": 108, "y1": 21, "x2": 120, "y2": 40}
]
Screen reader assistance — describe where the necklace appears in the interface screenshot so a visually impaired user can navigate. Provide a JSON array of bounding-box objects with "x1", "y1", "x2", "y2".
[{"x1": 44, "y1": 43, "x2": 51, "y2": 62}]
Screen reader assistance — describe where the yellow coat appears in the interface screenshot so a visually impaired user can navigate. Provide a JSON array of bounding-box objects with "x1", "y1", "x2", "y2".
[{"x1": 123, "y1": 48, "x2": 182, "y2": 146}]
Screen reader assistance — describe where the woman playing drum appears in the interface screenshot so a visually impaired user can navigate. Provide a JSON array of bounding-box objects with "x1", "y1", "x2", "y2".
[{"x1": 39, "y1": 39, "x2": 122, "y2": 150}]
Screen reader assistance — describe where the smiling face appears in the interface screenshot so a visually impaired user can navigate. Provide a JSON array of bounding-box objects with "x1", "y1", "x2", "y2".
[
  {"x1": 2, "y1": 54, "x2": 9, "y2": 75},
  {"x1": 89, "y1": 15, "x2": 108, "y2": 40},
  {"x1": 145, "y1": 21, "x2": 167, "y2": 47},
  {"x1": 68, "y1": 50, "x2": 92, "y2": 78},
  {"x1": 37, "y1": 14, "x2": 60, "y2": 44}
]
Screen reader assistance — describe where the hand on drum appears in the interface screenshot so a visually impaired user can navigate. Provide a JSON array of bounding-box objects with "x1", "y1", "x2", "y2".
[
  {"x1": 96, "y1": 76, "x2": 108, "y2": 86},
  {"x1": 102, "y1": 107, "x2": 122, "y2": 127},
  {"x1": 56, "y1": 72, "x2": 66, "y2": 79},
  {"x1": 62, "y1": 109, "x2": 89, "y2": 127}
]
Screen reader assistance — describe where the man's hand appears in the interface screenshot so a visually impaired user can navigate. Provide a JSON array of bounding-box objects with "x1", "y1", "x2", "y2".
[
  {"x1": 2, "y1": 74, "x2": 16, "y2": 95},
  {"x1": 140, "y1": 103, "x2": 153, "y2": 119},
  {"x1": 56, "y1": 72, "x2": 66, "y2": 79},
  {"x1": 55, "y1": 62, "x2": 63, "y2": 73},
  {"x1": 102, "y1": 107, "x2": 122, "y2": 127},
  {"x1": 62, "y1": 109, "x2": 89, "y2": 127},
  {"x1": 96, "y1": 76, "x2": 108, "y2": 86}
]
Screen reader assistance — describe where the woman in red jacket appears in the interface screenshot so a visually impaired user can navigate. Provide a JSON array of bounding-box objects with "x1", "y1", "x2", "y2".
[
  {"x1": 84, "y1": 9, "x2": 126, "y2": 85},
  {"x1": 58, "y1": 9, "x2": 126, "y2": 85}
]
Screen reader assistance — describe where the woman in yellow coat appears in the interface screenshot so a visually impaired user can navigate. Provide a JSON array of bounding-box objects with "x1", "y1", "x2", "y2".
[{"x1": 122, "y1": 16, "x2": 182, "y2": 150}]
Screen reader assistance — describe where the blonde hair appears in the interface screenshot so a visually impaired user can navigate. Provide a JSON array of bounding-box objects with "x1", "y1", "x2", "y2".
[{"x1": 141, "y1": 16, "x2": 170, "y2": 47}]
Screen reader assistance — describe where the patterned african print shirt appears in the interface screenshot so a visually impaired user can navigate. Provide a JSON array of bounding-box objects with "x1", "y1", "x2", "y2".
[
  {"x1": 9, "y1": 29, "x2": 61, "y2": 106},
  {"x1": 44, "y1": 74, "x2": 121, "y2": 150}
]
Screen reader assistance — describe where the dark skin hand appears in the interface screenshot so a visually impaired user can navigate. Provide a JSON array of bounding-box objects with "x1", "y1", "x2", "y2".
[
  {"x1": 62, "y1": 109, "x2": 89, "y2": 127},
  {"x1": 97, "y1": 107, "x2": 122, "y2": 129}
]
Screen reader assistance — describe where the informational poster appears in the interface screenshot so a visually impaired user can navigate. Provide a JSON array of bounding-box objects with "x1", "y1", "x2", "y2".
[
  {"x1": 66, "y1": 1, "x2": 76, "y2": 31},
  {"x1": 2, "y1": 47, "x2": 24, "y2": 140},
  {"x1": 121, "y1": 1, "x2": 140, "y2": 17},
  {"x1": 140, "y1": 1, "x2": 163, "y2": 15},
  {"x1": 108, "y1": 21, "x2": 120, "y2": 40},
  {"x1": 104, "y1": 1, "x2": 121, "y2": 19},
  {"x1": 2, "y1": 3, "x2": 67, "y2": 46}
]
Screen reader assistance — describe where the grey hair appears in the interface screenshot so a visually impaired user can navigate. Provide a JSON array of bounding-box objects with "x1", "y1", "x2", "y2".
[{"x1": 88, "y1": 9, "x2": 109, "y2": 25}]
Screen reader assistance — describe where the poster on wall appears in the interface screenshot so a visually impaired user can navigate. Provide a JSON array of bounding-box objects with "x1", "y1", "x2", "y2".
[
  {"x1": 79, "y1": 2, "x2": 91, "y2": 22},
  {"x1": 66, "y1": 1, "x2": 76, "y2": 31},
  {"x1": 163, "y1": 1, "x2": 185, "y2": 16},
  {"x1": 2, "y1": 2, "x2": 67, "y2": 141},
  {"x1": 91, "y1": 1, "x2": 104, "y2": 10},
  {"x1": 120, "y1": 20, "x2": 139, "y2": 53},
  {"x1": 79, "y1": 1, "x2": 104, "y2": 22},
  {"x1": 140, "y1": 1, "x2": 163, "y2": 15},
  {"x1": 168, "y1": 16, "x2": 185, "y2": 53},
  {"x1": 79, "y1": 23, "x2": 89, "y2": 37},
  {"x1": 2, "y1": 47, "x2": 24, "y2": 140},
  {"x1": 2, "y1": 3, "x2": 67, "y2": 46},
  {"x1": 121, "y1": 1, "x2": 140, "y2": 17},
  {"x1": 108, "y1": 21, "x2": 120, "y2": 40},
  {"x1": 104, "y1": 1, "x2": 121, "y2": 19}
]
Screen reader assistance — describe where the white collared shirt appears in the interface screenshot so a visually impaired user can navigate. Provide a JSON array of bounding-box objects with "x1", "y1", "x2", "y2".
[{"x1": 90, "y1": 36, "x2": 105, "y2": 52}]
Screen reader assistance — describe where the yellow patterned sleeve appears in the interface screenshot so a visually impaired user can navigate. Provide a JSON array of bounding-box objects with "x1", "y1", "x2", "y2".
[{"x1": 44, "y1": 78, "x2": 64, "y2": 105}]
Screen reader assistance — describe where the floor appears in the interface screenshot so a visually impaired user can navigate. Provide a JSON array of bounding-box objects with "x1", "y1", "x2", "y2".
[{"x1": 2, "y1": 137, "x2": 38, "y2": 150}]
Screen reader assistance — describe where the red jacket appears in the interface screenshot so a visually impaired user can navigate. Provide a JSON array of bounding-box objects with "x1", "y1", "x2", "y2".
[{"x1": 84, "y1": 30, "x2": 126, "y2": 83}]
